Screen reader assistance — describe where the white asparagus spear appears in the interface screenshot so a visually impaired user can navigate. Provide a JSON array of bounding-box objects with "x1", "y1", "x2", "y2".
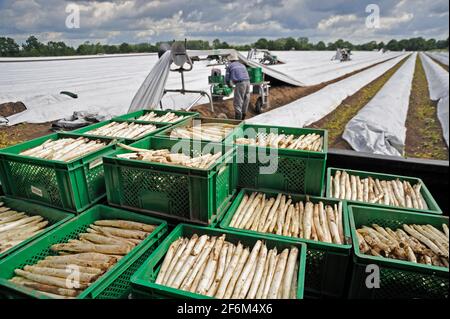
[
  {"x1": 246, "y1": 244, "x2": 268, "y2": 299},
  {"x1": 215, "y1": 243, "x2": 243, "y2": 299},
  {"x1": 282, "y1": 248, "x2": 299, "y2": 299},
  {"x1": 267, "y1": 249, "x2": 289, "y2": 299}
]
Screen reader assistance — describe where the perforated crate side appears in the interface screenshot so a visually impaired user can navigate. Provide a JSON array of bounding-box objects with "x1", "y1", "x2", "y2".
[
  {"x1": 118, "y1": 166, "x2": 192, "y2": 220},
  {"x1": 7, "y1": 160, "x2": 64, "y2": 208}
]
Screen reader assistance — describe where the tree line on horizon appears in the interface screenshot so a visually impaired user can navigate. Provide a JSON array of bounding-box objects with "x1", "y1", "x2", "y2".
[{"x1": 0, "y1": 35, "x2": 448, "y2": 57}]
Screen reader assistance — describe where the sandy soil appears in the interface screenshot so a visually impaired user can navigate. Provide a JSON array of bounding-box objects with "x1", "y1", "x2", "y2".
[{"x1": 191, "y1": 57, "x2": 399, "y2": 119}]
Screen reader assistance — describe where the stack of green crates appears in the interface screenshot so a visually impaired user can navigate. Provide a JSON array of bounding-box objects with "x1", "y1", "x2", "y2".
[
  {"x1": 0, "y1": 133, "x2": 119, "y2": 213},
  {"x1": 0, "y1": 205, "x2": 168, "y2": 299},
  {"x1": 0, "y1": 197, "x2": 74, "y2": 261},
  {"x1": 235, "y1": 124, "x2": 327, "y2": 196},
  {"x1": 113, "y1": 109, "x2": 199, "y2": 125},
  {"x1": 326, "y1": 168, "x2": 442, "y2": 215},
  {"x1": 103, "y1": 137, "x2": 237, "y2": 226},
  {"x1": 220, "y1": 189, "x2": 352, "y2": 298},
  {"x1": 348, "y1": 205, "x2": 448, "y2": 299},
  {"x1": 72, "y1": 119, "x2": 170, "y2": 145},
  {"x1": 131, "y1": 224, "x2": 307, "y2": 299}
]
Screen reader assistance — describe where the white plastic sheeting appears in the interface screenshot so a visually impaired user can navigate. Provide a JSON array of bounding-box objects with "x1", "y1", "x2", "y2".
[
  {"x1": 2, "y1": 54, "x2": 160, "y2": 125},
  {"x1": 342, "y1": 53, "x2": 417, "y2": 157},
  {"x1": 267, "y1": 51, "x2": 403, "y2": 85},
  {"x1": 0, "y1": 50, "x2": 402, "y2": 125},
  {"x1": 129, "y1": 51, "x2": 172, "y2": 113},
  {"x1": 420, "y1": 53, "x2": 449, "y2": 146},
  {"x1": 248, "y1": 53, "x2": 408, "y2": 127},
  {"x1": 427, "y1": 52, "x2": 449, "y2": 66}
]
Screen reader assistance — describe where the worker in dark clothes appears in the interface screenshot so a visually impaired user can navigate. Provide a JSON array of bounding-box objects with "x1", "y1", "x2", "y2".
[{"x1": 225, "y1": 52, "x2": 251, "y2": 120}]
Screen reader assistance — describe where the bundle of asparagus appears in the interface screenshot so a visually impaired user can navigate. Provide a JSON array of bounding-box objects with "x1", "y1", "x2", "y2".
[
  {"x1": 330, "y1": 171, "x2": 428, "y2": 210},
  {"x1": 229, "y1": 192, "x2": 344, "y2": 245},
  {"x1": 0, "y1": 203, "x2": 50, "y2": 254},
  {"x1": 85, "y1": 122, "x2": 158, "y2": 139},
  {"x1": 20, "y1": 137, "x2": 107, "y2": 162},
  {"x1": 9, "y1": 219, "x2": 157, "y2": 299},
  {"x1": 116, "y1": 143, "x2": 222, "y2": 169},
  {"x1": 170, "y1": 123, "x2": 236, "y2": 142},
  {"x1": 356, "y1": 223, "x2": 449, "y2": 268},
  {"x1": 236, "y1": 133, "x2": 323, "y2": 152},
  {"x1": 137, "y1": 112, "x2": 186, "y2": 123},
  {"x1": 155, "y1": 235, "x2": 300, "y2": 299}
]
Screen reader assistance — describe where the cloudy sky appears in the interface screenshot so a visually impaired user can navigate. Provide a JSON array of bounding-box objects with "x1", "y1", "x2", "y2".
[{"x1": 0, "y1": 0, "x2": 448, "y2": 45}]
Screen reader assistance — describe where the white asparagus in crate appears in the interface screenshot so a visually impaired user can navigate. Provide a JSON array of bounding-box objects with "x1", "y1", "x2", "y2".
[
  {"x1": 229, "y1": 192, "x2": 345, "y2": 245},
  {"x1": 236, "y1": 133, "x2": 323, "y2": 152},
  {"x1": 20, "y1": 137, "x2": 108, "y2": 162},
  {"x1": 0, "y1": 203, "x2": 50, "y2": 254},
  {"x1": 330, "y1": 170, "x2": 429, "y2": 210},
  {"x1": 9, "y1": 219, "x2": 157, "y2": 298},
  {"x1": 169, "y1": 123, "x2": 237, "y2": 142},
  {"x1": 155, "y1": 235, "x2": 300, "y2": 299},
  {"x1": 85, "y1": 122, "x2": 158, "y2": 139},
  {"x1": 356, "y1": 223, "x2": 449, "y2": 268},
  {"x1": 116, "y1": 143, "x2": 222, "y2": 169},
  {"x1": 137, "y1": 112, "x2": 186, "y2": 123}
]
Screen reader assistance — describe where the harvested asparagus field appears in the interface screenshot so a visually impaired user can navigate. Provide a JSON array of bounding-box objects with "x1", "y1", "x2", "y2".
[
  {"x1": 308, "y1": 55, "x2": 409, "y2": 149},
  {"x1": 1, "y1": 51, "x2": 448, "y2": 160}
]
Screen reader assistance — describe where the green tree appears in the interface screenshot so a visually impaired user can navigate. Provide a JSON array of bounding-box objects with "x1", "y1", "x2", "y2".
[
  {"x1": 0, "y1": 37, "x2": 20, "y2": 56},
  {"x1": 284, "y1": 37, "x2": 298, "y2": 50},
  {"x1": 386, "y1": 39, "x2": 400, "y2": 51},
  {"x1": 254, "y1": 38, "x2": 269, "y2": 49},
  {"x1": 314, "y1": 41, "x2": 326, "y2": 51}
]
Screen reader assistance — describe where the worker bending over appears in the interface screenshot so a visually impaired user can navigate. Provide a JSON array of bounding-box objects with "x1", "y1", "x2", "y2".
[{"x1": 226, "y1": 52, "x2": 250, "y2": 120}]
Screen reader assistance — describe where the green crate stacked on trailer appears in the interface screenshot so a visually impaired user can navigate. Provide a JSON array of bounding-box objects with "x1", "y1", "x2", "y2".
[
  {"x1": 156, "y1": 117, "x2": 243, "y2": 147},
  {"x1": 348, "y1": 205, "x2": 448, "y2": 299},
  {"x1": 0, "y1": 133, "x2": 119, "y2": 213},
  {"x1": 0, "y1": 197, "x2": 74, "y2": 261},
  {"x1": 326, "y1": 168, "x2": 442, "y2": 215},
  {"x1": 131, "y1": 224, "x2": 307, "y2": 299},
  {"x1": 103, "y1": 137, "x2": 237, "y2": 226},
  {"x1": 0, "y1": 204, "x2": 168, "y2": 299},
  {"x1": 72, "y1": 119, "x2": 170, "y2": 145},
  {"x1": 113, "y1": 109, "x2": 199, "y2": 126},
  {"x1": 234, "y1": 124, "x2": 327, "y2": 196},
  {"x1": 220, "y1": 189, "x2": 352, "y2": 298}
]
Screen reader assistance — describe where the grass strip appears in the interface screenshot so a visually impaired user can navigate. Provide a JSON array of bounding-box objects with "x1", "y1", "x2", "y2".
[{"x1": 405, "y1": 55, "x2": 448, "y2": 160}]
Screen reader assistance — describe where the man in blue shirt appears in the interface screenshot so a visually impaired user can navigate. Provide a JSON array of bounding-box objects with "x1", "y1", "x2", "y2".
[{"x1": 225, "y1": 52, "x2": 250, "y2": 120}]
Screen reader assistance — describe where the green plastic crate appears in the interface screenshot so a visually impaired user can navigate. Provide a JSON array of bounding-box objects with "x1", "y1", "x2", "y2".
[
  {"x1": 0, "y1": 133, "x2": 119, "y2": 213},
  {"x1": 348, "y1": 205, "x2": 448, "y2": 299},
  {"x1": 156, "y1": 117, "x2": 243, "y2": 146},
  {"x1": 131, "y1": 224, "x2": 307, "y2": 299},
  {"x1": 104, "y1": 137, "x2": 237, "y2": 226},
  {"x1": 220, "y1": 188, "x2": 352, "y2": 298},
  {"x1": 72, "y1": 119, "x2": 170, "y2": 145},
  {"x1": 0, "y1": 204, "x2": 168, "y2": 299},
  {"x1": 113, "y1": 109, "x2": 199, "y2": 126},
  {"x1": 326, "y1": 168, "x2": 442, "y2": 215},
  {"x1": 235, "y1": 124, "x2": 327, "y2": 196},
  {"x1": 0, "y1": 197, "x2": 74, "y2": 261},
  {"x1": 247, "y1": 67, "x2": 263, "y2": 84}
]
